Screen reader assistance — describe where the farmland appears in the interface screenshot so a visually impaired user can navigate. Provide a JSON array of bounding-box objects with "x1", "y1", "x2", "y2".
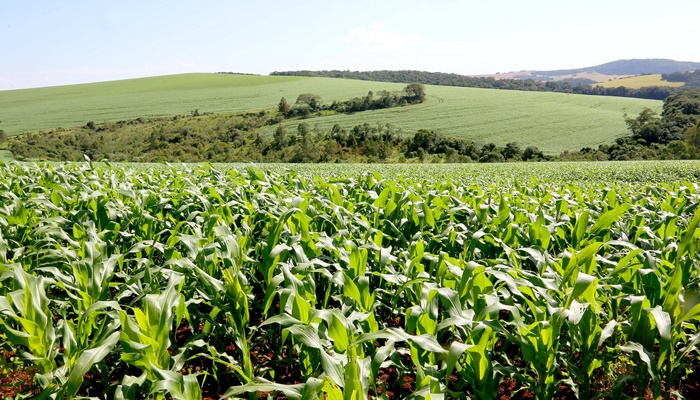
[
  {"x1": 0, "y1": 74, "x2": 402, "y2": 136},
  {"x1": 596, "y1": 74, "x2": 686, "y2": 89},
  {"x1": 257, "y1": 87, "x2": 659, "y2": 154},
  {"x1": 0, "y1": 74, "x2": 660, "y2": 154},
  {"x1": 2, "y1": 160, "x2": 700, "y2": 399}
]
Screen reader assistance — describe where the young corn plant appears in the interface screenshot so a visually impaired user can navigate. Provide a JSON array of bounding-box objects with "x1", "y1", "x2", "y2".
[
  {"x1": 118, "y1": 272, "x2": 201, "y2": 399},
  {"x1": 0, "y1": 265, "x2": 58, "y2": 384}
]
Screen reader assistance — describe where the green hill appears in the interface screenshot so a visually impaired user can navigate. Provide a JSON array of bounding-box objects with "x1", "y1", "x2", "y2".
[
  {"x1": 0, "y1": 73, "x2": 660, "y2": 155},
  {"x1": 0, "y1": 73, "x2": 416, "y2": 136},
  {"x1": 596, "y1": 74, "x2": 685, "y2": 89},
  {"x1": 261, "y1": 86, "x2": 659, "y2": 154}
]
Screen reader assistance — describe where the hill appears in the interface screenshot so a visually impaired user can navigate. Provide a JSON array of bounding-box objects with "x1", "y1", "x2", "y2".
[
  {"x1": 596, "y1": 74, "x2": 686, "y2": 89},
  {"x1": 534, "y1": 58, "x2": 700, "y2": 77},
  {"x1": 0, "y1": 73, "x2": 409, "y2": 136},
  {"x1": 271, "y1": 69, "x2": 680, "y2": 100},
  {"x1": 258, "y1": 86, "x2": 659, "y2": 154},
  {"x1": 0, "y1": 73, "x2": 660, "y2": 158}
]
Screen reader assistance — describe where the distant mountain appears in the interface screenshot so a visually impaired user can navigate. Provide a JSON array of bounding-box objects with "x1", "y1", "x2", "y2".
[{"x1": 535, "y1": 59, "x2": 700, "y2": 77}]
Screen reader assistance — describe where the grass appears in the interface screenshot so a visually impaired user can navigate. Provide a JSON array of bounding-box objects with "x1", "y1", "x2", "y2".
[
  {"x1": 596, "y1": 74, "x2": 685, "y2": 89},
  {"x1": 0, "y1": 73, "x2": 660, "y2": 154}
]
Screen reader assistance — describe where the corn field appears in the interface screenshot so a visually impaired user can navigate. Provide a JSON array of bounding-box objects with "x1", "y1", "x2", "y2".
[{"x1": 1, "y1": 161, "x2": 700, "y2": 400}]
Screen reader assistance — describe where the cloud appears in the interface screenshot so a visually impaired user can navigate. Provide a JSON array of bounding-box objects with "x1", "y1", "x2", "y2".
[{"x1": 344, "y1": 24, "x2": 418, "y2": 53}]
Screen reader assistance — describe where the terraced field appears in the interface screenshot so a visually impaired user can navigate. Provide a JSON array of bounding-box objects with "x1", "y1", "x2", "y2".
[{"x1": 0, "y1": 74, "x2": 660, "y2": 154}]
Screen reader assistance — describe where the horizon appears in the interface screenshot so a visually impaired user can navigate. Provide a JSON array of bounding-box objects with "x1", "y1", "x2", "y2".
[
  {"x1": 2, "y1": 0, "x2": 699, "y2": 91},
  {"x1": 0, "y1": 57, "x2": 697, "y2": 93}
]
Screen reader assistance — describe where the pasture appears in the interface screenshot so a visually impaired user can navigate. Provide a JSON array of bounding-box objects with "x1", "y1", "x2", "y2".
[{"x1": 596, "y1": 74, "x2": 685, "y2": 89}]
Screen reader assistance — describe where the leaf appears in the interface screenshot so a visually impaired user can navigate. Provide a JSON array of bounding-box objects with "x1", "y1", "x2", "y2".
[
  {"x1": 646, "y1": 307, "x2": 672, "y2": 342},
  {"x1": 571, "y1": 272, "x2": 598, "y2": 304},
  {"x1": 588, "y1": 205, "x2": 631, "y2": 239},
  {"x1": 678, "y1": 209, "x2": 700, "y2": 260},
  {"x1": 445, "y1": 341, "x2": 469, "y2": 379},
  {"x1": 619, "y1": 342, "x2": 657, "y2": 380},
  {"x1": 65, "y1": 331, "x2": 120, "y2": 399}
]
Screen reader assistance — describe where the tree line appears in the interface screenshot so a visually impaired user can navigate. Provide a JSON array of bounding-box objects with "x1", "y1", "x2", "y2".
[
  {"x1": 271, "y1": 70, "x2": 686, "y2": 100},
  {"x1": 277, "y1": 83, "x2": 425, "y2": 118},
  {"x1": 662, "y1": 70, "x2": 700, "y2": 87}
]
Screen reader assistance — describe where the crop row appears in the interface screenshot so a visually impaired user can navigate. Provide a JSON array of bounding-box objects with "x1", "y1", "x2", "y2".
[{"x1": 1, "y1": 162, "x2": 700, "y2": 399}]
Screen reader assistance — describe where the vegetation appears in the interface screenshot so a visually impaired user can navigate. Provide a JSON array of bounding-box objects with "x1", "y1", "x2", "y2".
[
  {"x1": 5, "y1": 82, "x2": 658, "y2": 160},
  {"x1": 0, "y1": 74, "x2": 414, "y2": 136},
  {"x1": 559, "y1": 91, "x2": 700, "y2": 161},
  {"x1": 534, "y1": 58, "x2": 700, "y2": 76},
  {"x1": 596, "y1": 74, "x2": 685, "y2": 89},
  {"x1": 8, "y1": 87, "x2": 698, "y2": 164},
  {"x1": 663, "y1": 70, "x2": 700, "y2": 87},
  {"x1": 271, "y1": 69, "x2": 685, "y2": 100},
  {"x1": 2, "y1": 161, "x2": 700, "y2": 399}
]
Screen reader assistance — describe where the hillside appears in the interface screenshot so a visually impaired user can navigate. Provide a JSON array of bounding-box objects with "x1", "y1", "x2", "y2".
[
  {"x1": 0, "y1": 73, "x2": 409, "y2": 136},
  {"x1": 596, "y1": 74, "x2": 686, "y2": 89},
  {"x1": 535, "y1": 58, "x2": 700, "y2": 77},
  {"x1": 0, "y1": 73, "x2": 661, "y2": 158},
  {"x1": 258, "y1": 86, "x2": 659, "y2": 154}
]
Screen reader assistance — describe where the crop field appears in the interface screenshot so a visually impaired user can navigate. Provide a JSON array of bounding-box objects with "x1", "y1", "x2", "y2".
[
  {"x1": 259, "y1": 88, "x2": 659, "y2": 154},
  {"x1": 0, "y1": 74, "x2": 659, "y2": 154},
  {"x1": 596, "y1": 74, "x2": 685, "y2": 89},
  {"x1": 2, "y1": 161, "x2": 700, "y2": 399},
  {"x1": 0, "y1": 74, "x2": 407, "y2": 136}
]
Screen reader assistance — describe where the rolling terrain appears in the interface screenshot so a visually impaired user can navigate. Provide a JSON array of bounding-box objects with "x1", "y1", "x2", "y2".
[
  {"x1": 535, "y1": 58, "x2": 700, "y2": 77},
  {"x1": 0, "y1": 73, "x2": 660, "y2": 155},
  {"x1": 261, "y1": 85, "x2": 659, "y2": 154},
  {"x1": 481, "y1": 58, "x2": 700, "y2": 83},
  {"x1": 0, "y1": 74, "x2": 409, "y2": 136},
  {"x1": 596, "y1": 74, "x2": 686, "y2": 89}
]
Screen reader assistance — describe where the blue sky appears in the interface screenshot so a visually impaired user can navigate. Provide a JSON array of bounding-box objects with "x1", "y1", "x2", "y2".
[{"x1": 1, "y1": 0, "x2": 698, "y2": 90}]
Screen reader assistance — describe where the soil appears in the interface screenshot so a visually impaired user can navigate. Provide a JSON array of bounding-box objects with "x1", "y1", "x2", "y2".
[
  {"x1": 0, "y1": 351, "x2": 40, "y2": 398},
  {"x1": 4, "y1": 322, "x2": 700, "y2": 400}
]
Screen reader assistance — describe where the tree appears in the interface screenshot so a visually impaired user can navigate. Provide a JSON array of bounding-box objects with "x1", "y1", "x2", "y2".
[
  {"x1": 502, "y1": 142, "x2": 523, "y2": 160},
  {"x1": 278, "y1": 97, "x2": 290, "y2": 115},
  {"x1": 404, "y1": 83, "x2": 426, "y2": 103},
  {"x1": 523, "y1": 146, "x2": 544, "y2": 161},
  {"x1": 273, "y1": 124, "x2": 288, "y2": 149},
  {"x1": 625, "y1": 108, "x2": 662, "y2": 144},
  {"x1": 296, "y1": 93, "x2": 321, "y2": 110}
]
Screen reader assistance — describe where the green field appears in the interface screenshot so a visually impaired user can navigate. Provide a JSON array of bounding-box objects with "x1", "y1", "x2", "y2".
[
  {"x1": 0, "y1": 74, "x2": 408, "y2": 136},
  {"x1": 0, "y1": 73, "x2": 660, "y2": 154},
  {"x1": 596, "y1": 74, "x2": 685, "y2": 89},
  {"x1": 2, "y1": 160, "x2": 700, "y2": 399},
  {"x1": 261, "y1": 86, "x2": 660, "y2": 154},
  {"x1": 0, "y1": 150, "x2": 12, "y2": 162}
]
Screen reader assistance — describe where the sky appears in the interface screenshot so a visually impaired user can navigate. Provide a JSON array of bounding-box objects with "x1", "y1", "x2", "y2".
[{"x1": 1, "y1": 0, "x2": 698, "y2": 90}]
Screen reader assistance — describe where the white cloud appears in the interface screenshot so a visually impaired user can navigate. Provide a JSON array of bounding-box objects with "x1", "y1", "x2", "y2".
[{"x1": 344, "y1": 24, "x2": 418, "y2": 53}]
